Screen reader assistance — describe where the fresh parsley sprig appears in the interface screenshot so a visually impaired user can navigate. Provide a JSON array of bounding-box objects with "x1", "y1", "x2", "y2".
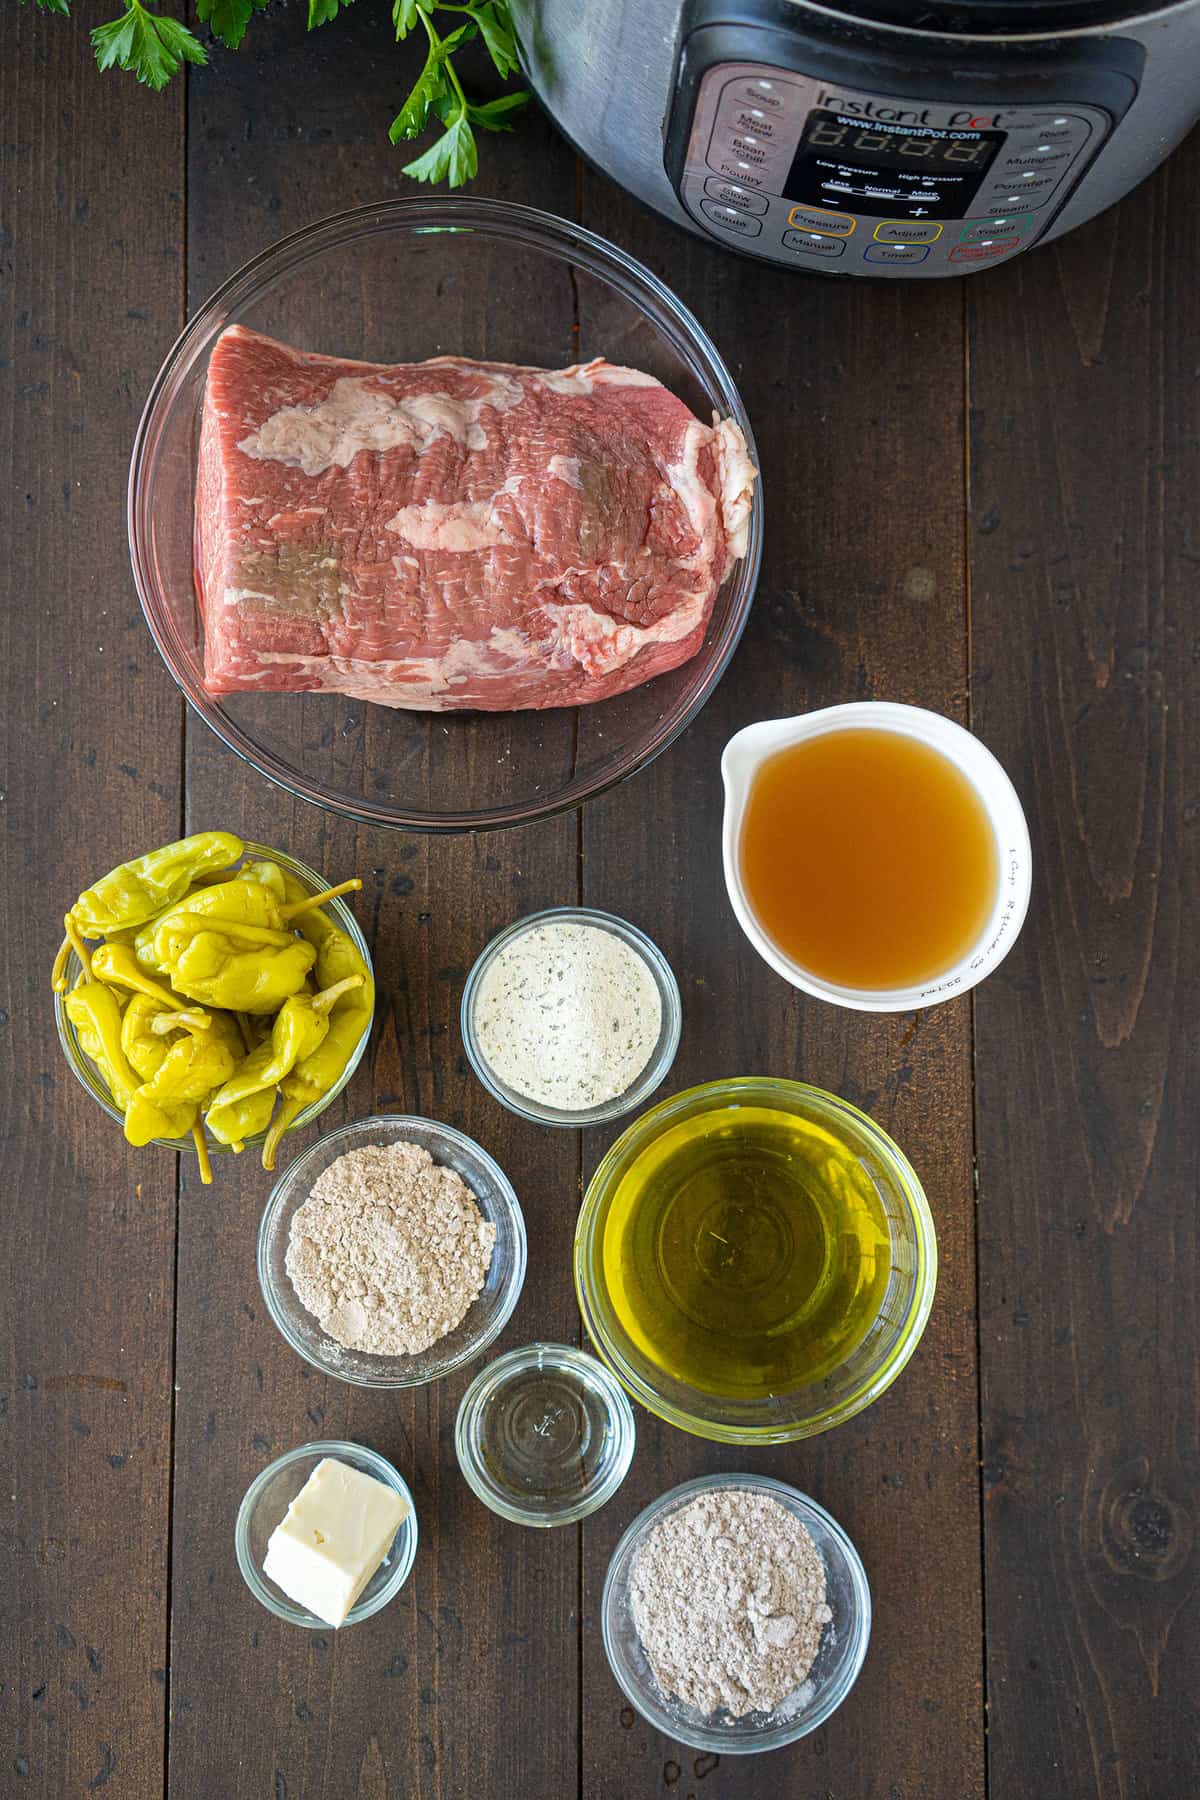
[
  {"x1": 22, "y1": 0, "x2": 529, "y2": 184},
  {"x1": 388, "y1": 3, "x2": 529, "y2": 188}
]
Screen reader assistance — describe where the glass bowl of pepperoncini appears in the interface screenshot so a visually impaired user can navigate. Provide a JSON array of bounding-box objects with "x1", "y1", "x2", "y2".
[
  {"x1": 574, "y1": 1078, "x2": 937, "y2": 1445},
  {"x1": 54, "y1": 839, "x2": 373, "y2": 1177}
]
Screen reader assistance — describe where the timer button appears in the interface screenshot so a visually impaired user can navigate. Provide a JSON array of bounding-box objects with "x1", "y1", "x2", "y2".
[
  {"x1": 863, "y1": 242, "x2": 931, "y2": 264},
  {"x1": 699, "y1": 199, "x2": 764, "y2": 238},
  {"x1": 873, "y1": 219, "x2": 943, "y2": 245},
  {"x1": 786, "y1": 206, "x2": 856, "y2": 237},
  {"x1": 704, "y1": 177, "x2": 769, "y2": 216},
  {"x1": 781, "y1": 229, "x2": 846, "y2": 259}
]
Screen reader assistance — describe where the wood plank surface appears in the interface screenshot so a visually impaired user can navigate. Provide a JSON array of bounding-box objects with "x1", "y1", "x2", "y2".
[
  {"x1": 0, "y1": 16, "x2": 185, "y2": 1800},
  {"x1": 3, "y1": 9, "x2": 1198, "y2": 1798},
  {"x1": 575, "y1": 182, "x2": 984, "y2": 1800},
  {"x1": 167, "y1": 11, "x2": 584, "y2": 1800},
  {"x1": 969, "y1": 143, "x2": 1200, "y2": 1800}
]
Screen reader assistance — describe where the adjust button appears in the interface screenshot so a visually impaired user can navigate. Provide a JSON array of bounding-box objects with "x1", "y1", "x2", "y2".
[
  {"x1": 873, "y1": 219, "x2": 943, "y2": 245},
  {"x1": 863, "y1": 242, "x2": 931, "y2": 264},
  {"x1": 704, "y1": 176, "x2": 769, "y2": 216},
  {"x1": 699, "y1": 199, "x2": 763, "y2": 238},
  {"x1": 781, "y1": 230, "x2": 846, "y2": 259},
  {"x1": 787, "y1": 205, "x2": 856, "y2": 237}
]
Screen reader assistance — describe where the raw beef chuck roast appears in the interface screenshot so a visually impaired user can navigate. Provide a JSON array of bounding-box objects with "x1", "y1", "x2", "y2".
[{"x1": 196, "y1": 326, "x2": 755, "y2": 711}]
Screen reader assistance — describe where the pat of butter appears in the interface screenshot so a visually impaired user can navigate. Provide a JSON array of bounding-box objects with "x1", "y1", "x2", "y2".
[{"x1": 263, "y1": 1457, "x2": 408, "y2": 1628}]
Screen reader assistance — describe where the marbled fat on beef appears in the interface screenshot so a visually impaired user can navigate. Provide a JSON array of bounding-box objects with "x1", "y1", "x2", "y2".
[{"x1": 195, "y1": 326, "x2": 755, "y2": 711}]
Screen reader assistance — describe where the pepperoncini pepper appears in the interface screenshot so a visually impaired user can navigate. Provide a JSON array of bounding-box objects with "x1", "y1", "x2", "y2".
[
  {"x1": 152, "y1": 921, "x2": 317, "y2": 1013},
  {"x1": 66, "y1": 982, "x2": 141, "y2": 1112},
  {"x1": 205, "y1": 975, "x2": 363, "y2": 1147},
  {"x1": 68, "y1": 831, "x2": 244, "y2": 936},
  {"x1": 262, "y1": 876, "x2": 375, "y2": 1171},
  {"x1": 123, "y1": 1031, "x2": 237, "y2": 1148}
]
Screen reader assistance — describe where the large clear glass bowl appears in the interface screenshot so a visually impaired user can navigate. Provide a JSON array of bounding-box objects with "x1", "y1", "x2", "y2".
[
  {"x1": 128, "y1": 198, "x2": 762, "y2": 832},
  {"x1": 575, "y1": 1078, "x2": 937, "y2": 1444}
]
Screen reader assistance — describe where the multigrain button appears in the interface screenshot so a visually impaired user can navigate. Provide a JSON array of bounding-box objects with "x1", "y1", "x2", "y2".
[
  {"x1": 873, "y1": 219, "x2": 943, "y2": 245},
  {"x1": 787, "y1": 205, "x2": 856, "y2": 237},
  {"x1": 863, "y1": 242, "x2": 930, "y2": 264},
  {"x1": 704, "y1": 177, "x2": 769, "y2": 216},
  {"x1": 699, "y1": 199, "x2": 763, "y2": 237},
  {"x1": 781, "y1": 230, "x2": 846, "y2": 259}
]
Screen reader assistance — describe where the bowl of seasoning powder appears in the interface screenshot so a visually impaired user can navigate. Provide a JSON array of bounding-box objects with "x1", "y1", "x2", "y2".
[
  {"x1": 258, "y1": 1116, "x2": 526, "y2": 1388},
  {"x1": 602, "y1": 1473, "x2": 871, "y2": 1753},
  {"x1": 461, "y1": 907, "x2": 682, "y2": 1127}
]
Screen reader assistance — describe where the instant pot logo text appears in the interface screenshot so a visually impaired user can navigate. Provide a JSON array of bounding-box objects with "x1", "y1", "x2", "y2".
[{"x1": 817, "y1": 93, "x2": 1005, "y2": 129}]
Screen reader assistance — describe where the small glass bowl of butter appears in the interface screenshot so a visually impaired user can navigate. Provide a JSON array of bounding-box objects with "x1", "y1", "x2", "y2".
[{"x1": 236, "y1": 1440, "x2": 417, "y2": 1628}]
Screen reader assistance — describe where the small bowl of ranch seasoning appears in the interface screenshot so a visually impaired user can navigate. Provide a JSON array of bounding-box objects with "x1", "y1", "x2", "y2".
[
  {"x1": 602, "y1": 1473, "x2": 871, "y2": 1753},
  {"x1": 461, "y1": 907, "x2": 682, "y2": 1127}
]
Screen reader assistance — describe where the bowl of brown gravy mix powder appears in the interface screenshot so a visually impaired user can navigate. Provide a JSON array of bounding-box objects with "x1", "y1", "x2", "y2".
[
  {"x1": 602, "y1": 1474, "x2": 871, "y2": 1753},
  {"x1": 258, "y1": 1116, "x2": 527, "y2": 1388}
]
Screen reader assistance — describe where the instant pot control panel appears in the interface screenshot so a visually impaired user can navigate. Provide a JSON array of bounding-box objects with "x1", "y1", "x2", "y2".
[{"x1": 673, "y1": 64, "x2": 1114, "y2": 275}]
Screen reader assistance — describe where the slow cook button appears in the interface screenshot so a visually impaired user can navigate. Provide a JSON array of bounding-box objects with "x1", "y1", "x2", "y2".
[
  {"x1": 704, "y1": 176, "x2": 769, "y2": 216},
  {"x1": 787, "y1": 206, "x2": 856, "y2": 237},
  {"x1": 863, "y1": 242, "x2": 931, "y2": 264},
  {"x1": 781, "y1": 230, "x2": 846, "y2": 259},
  {"x1": 700, "y1": 199, "x2": 764, "y2": 237}
]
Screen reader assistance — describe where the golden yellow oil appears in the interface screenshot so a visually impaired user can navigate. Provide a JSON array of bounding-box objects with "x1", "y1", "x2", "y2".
[{"x1": 601, "y1": 1105, "x2": 892, "y2": 1398}]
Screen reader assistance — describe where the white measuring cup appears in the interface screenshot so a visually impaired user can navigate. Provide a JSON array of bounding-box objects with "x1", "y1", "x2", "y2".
[{"x1": 721, "y1": 701, "x2": 1032, "y2": 1013}]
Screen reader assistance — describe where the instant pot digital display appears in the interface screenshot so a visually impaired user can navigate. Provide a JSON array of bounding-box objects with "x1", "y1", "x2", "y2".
[{"x1": 785, "y1": 110, "x2": 1005, "y2": 219}]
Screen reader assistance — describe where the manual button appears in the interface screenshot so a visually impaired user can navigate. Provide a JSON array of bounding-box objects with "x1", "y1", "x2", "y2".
[
  {"x1": 786, "y1": 205, "x2": 856, "y2": 237},
  {"x1": 699, "y1": 199, "x2": 763, "y2": 238},
  {"x1": 704, "y1": 177, "x2": 769, "y2": 216},
  {"x1": 781, "y1": 230, "x2": 846, "y2": 259}
]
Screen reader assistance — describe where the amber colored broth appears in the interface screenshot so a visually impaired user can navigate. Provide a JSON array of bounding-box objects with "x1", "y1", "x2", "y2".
[{"x1": 738, "y1": 728, "x2": 999, "y2": 991}]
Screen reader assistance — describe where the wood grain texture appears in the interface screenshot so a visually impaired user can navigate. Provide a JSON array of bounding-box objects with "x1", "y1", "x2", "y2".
[
  {"x1": 0, "y1": 15, "x2": 185, "y2": 1799},
  {"x1": 970, "y1": 147, "x2": 1200, "y2": 1800},
  {"x1": 167, "y1": 11, "x2": 583, "y2": 1799},
  {"x1": 574, "y1": 178, "x2": 984, "y2": 1800}
]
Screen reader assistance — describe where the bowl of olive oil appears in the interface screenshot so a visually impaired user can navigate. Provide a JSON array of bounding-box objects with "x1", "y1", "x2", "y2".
[{"x1": 575, "y1": 1078, "x2": 936, "y2": 1444}]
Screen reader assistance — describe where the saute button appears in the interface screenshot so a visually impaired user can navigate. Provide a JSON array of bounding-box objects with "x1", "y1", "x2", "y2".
[
  {"x1": 873, "y1": 219, "x2": 943, "y2": 245},
  {"x1": 863, "y1": 242, "x2": 931, "y2": 264},
  {"x1": 704, "y1": 177, "x2": 769, "y2": 216},
  {"x1": 787, "y1": 205, "x2": 856, "y2": 237},
  {"x1": 781, "y1": 230, "x2": 846, "y2": 259},
  {"x1": 700, "y1": 199, "x2": 764, "y2": 237}
]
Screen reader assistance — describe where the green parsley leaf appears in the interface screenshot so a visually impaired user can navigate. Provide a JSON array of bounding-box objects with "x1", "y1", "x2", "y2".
[
  {"x1": 403, "y1": 111, "x2": 478, "y2": 188},
  {"x1": 388, "y1": 55, "x2": 449, "y2": 141},
  {"x1": 467, "y1": 89, "x2": 530, "y2": 132},
  {"x1": 392, "y1": 0, "x2": 421, "y2": 38},
  {"x1": 307, "y1": 0, "x2": 352, "y2": 28},
  {"x1": 91, "y1": 1, "x2": 208, "y2": 90},
  {"x1": 20, "y1": 0, "x2": 72, "y2": 16},
  {"x1": 196, "y1": 0, "x2": 268, "y2": 52},
  {"x1": 471, "y1": 1, "x2": 519, "y2": 79}
]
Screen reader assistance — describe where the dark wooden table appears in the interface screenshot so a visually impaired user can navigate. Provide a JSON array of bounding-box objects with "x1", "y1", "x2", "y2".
[{"x1": 3, "y1": 9, "x2": 1197, "y2": 1797}]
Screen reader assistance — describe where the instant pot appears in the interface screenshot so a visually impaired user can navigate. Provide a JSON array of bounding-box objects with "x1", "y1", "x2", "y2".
[{"x1": 511, "y1": 0, "x2": 1200, "y2": 276}]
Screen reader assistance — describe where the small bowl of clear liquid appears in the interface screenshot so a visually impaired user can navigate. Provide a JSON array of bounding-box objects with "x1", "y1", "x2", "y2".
[{"x1": 454, "y1": 1342, "x2": 636, "y2": 1527}]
